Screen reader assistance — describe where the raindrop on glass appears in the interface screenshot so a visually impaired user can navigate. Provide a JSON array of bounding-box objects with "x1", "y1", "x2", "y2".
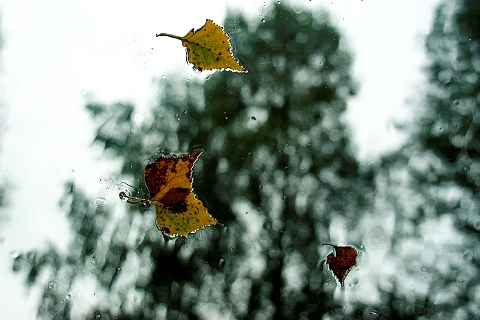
[
  {"x1": 218, "y1": 258, "x2": 225, "y2": 269},
  {"x1": 9, "y1": 250, "x2": 19, "y2": 259},
  {"x1": 474, "y1": 218, "x2": 480, "y2": 230},
  {"x1": 95, "y1": 197, "x2": 107, "y2": 207},
  {"x1": 98, "y1": 176, "x2": 114, "y2": 190},
  {"x1": 369, "y1": 310, "x2": 380, "y2": 319},
  {"x1": 119, "y1": 191, "x2": 129, "y2": 201},
  {"x1": 463, "y1": 250, "x2": 473, "y2": 261},
  {"x1": 48, "y1": 281, "x2": 57, "y2": 291},
  {"x1": 91, "y1": 253, "x2": 99, "y2": 264}
]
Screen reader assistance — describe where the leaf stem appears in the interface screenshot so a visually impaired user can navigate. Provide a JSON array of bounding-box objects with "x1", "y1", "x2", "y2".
[
  {"x1": 119, "y1": 192, "x2": 150, "y2": 204},
  {"x1": 156, "y1": 33, "x2": 183, "y2": 40}
]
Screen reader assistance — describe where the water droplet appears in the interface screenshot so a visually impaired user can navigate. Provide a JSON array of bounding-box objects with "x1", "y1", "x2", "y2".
[
  {"x1": 95, "y1": 198, "x2": 107, "y2": 207},
  {"x1": 117, "y1": 267, "x2": 121, "y2": 271},
  {"x1": 134, "y1": 113, "x2": 144, "y2": 124},
  {"x1": 26, "y1": 251, "x2": 35, "y2": 260},
  {"x1": 65, "y1": 294, "x2": 72, "y2": 300},
  {"x1": 463, "y1": 250, "x2": 473, "y2": 261},
  {"x1": 474, "y1": 218, "x2": 480, "y2": 230},
  {"x1": 464, "y1": 166, "x2": 470, "y2": 172},
  {"x1": 218, "y1": 258, "x2": 225, "y2": 269},
  {"x1": 453, "y1": 99, "x2": 460, "y2": 105},
  {"x1": 99, "y1": 176, "x2": 114, "y2": 190},
  {"x1": 91, "y1": 254, "x2": 99, "y2": 264},
  {"x1": 263, "y1": 220, "x2": 271, "y2": 230},
  {"x1": 369, "y1": 310, "x2": 380, "y2": 319},
  {"x1": 261, "y1": 19, "x2": 265, "y2": 23},
  {"x1": 48, "y1": 281, "x2": 57, "y2": 291},
  {"x1": 119, "y1": 191, "x2": 129, "y2": 201}
]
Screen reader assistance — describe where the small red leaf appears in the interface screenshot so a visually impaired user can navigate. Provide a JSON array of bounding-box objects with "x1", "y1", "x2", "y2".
[{"x1": 324, "y1": 244, "x2": 358, "y2": 286}]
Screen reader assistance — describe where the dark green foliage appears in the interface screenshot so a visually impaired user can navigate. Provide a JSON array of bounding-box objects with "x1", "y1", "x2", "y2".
[{"x1": 14, "y1": 3, "x2": 374, "y2": 319}]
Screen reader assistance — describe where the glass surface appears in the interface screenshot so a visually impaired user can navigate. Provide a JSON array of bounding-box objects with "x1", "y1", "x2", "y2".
[{"x1": 1, "y1": 0, "x2": 479, "y2": 319}]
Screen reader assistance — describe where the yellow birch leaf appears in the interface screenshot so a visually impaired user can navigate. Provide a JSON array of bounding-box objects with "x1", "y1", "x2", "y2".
[{"x1": 156, "y1": 19, "x2": 247, "y2": 73}]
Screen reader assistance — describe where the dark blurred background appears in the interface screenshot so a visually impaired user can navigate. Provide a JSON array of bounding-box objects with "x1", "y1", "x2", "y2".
[{"x1": 11, "y1": 1, "x2": 480, "y2": 319}]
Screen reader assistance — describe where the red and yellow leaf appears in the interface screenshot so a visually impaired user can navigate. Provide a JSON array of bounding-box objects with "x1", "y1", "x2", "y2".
[{"x1": 122, "y1": 152, "x2": 217, "y2": 237}]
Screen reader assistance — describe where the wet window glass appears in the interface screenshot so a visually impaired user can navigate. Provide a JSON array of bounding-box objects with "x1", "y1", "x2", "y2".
[{"x1": 1, "y1": 0, "x2": 479, "y2": 319}]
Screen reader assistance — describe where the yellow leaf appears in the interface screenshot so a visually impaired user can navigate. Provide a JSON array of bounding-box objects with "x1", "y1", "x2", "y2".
[
  {"x1": 121, "y1": 152, "x2": 217, "y2": 237},
  {"x1": 157, "y1": 19, "x2": 246, "y2": 73},
  {"x1": 154, "y1": 192, "x2": 215, "y2": 237}
]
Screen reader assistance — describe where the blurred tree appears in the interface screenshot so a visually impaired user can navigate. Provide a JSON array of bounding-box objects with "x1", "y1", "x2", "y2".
[
  {"x1": 0, "y1": 15, "x2": 8, "y2": 225},
  {"x1": 350, "y1": 0, "x2": 480, "y2": 318},
  {"x1": 13, "y1": 3, "x2": 374, "y2": 319}
]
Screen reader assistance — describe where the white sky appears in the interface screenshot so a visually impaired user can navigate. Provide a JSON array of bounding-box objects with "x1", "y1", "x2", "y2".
[{"x1": 0, "y1": 0, "x2": 439, "y2": 319}]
